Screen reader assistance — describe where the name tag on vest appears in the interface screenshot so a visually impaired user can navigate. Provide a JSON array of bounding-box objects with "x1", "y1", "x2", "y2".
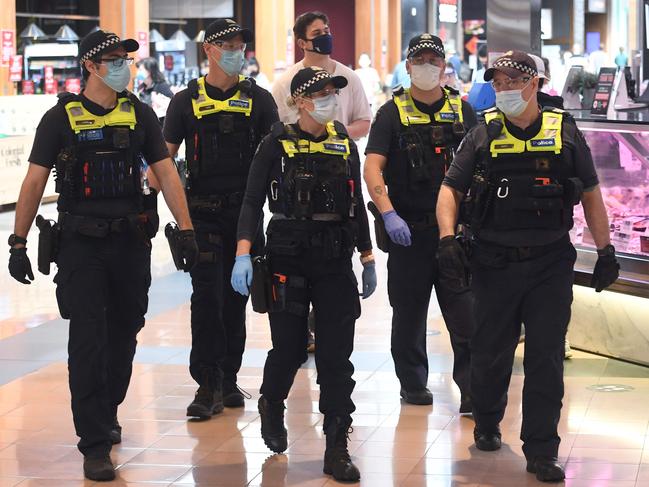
[
  {"x1": 229, "y1": 99, "x2": 250, "y2": 108},
  {"x1": 439, "y1": 112, "x2": 456, "y2": 120},
  {"x1": 530, "y1": 138, "x2": 555, "y2": 147},
  {"x1": 77, "y1": 129, "x2": 104, "y2": 141},
  {"x1": 323, "y1": 143, "x2": 347, "y2": 153}
]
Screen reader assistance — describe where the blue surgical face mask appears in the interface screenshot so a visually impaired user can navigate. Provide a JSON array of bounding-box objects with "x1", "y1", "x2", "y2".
[
  {"x1": 307, "y1": 33, "x2": 333, "y2": 55},
  {"x1": 97, "y1": 62, "x2": 131, "y2": 93},
  {"x1": 495, "y1": 81, "x2": 533, "y2": 117},
  {"x1": 213, "y1": 48, "x2": 245, "y2": 76},
  {"x1": 307, "y1": 94, "x2": 338, "y2": 124}
]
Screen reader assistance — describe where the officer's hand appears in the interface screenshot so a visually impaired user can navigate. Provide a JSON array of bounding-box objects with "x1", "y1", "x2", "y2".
[
  {"x1": 591, "y1": 254, "x2": 620, "y2": 292},
  {"x1": 9, "y1": 247, "x2": 35, "y2": 285},
  {"x1": 361, "y1": 261, "x2": 377, "y2": 299},
  {"x1": 178, "y1": 230, "x2": 199, "y2": 272},
  {"x1": 437, "y1": 235, "x2": 470, "y2": 292},
  {"x1": 382, "y1": 210, "x2": 412, "y2": 246},
  {"x1": 231, "y1": 254, "x2": 253, "y2": 296}
]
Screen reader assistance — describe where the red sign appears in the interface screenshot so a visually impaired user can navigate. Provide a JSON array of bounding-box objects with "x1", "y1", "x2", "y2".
[
  {"x1": 8, "y1": 55, "x2": 22, "y2": 82},
  {"x1": 21, "y1": 80, "x2": 35, "y2": 95},
  {"x1": 137, "y1": 31, "x2": 149, "y2": 59},
  {"x1": 164, "y1": 54, "x2": 174, "y2": 71},
  {"x1": 43, "y1": 65, "x2": 57, "y2": 94},
  {"x1": 1, "y1": 30, "x2": 15, "y2": 67},
  {"x1": 65, "y1": 78, "x2": 81, "y2": 94}
]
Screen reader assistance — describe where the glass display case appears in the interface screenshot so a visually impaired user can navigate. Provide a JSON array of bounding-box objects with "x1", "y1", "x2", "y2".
[{"x1": 571, "y1": 115, "x2": 649, "y2": 298}]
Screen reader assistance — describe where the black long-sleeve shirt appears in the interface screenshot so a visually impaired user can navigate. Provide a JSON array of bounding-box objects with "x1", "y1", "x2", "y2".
[{"x1": 237, "y1": 123, "x2": 373, "y2": 252}]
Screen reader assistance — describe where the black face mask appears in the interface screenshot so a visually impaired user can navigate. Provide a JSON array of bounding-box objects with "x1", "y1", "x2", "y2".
[{"x1": 306, "y1": 33, "x2": 333, "y2": 55}]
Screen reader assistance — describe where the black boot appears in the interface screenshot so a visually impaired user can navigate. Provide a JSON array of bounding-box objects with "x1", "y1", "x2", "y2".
[
  {"x1": 474, "y1": 425, "x2": 502, "y2": 451},
  {"x1": 109, "y1": 417, "x2": 122, "y2": 444},
  {"x1": 223, "y1": 380, "x2": 249, "y2": 408},
  {"x1": 400, "y1": 388, "x2": 433, "y2": 405},
  {"x1": 323, "y1": 416, "x2": 360, "y2": 482},
  {"x1": 459, "y1": 395, "x2": 472, "y2": 415},
  {"x1": 258, "y1": 396, "x2": 288, "y2": 453},
  {"x1": 83, "y1": 455, "x2": 115, "y2": 481},
  {"x1": 526, "y1": 456, "x2": 565, "y2": 482},
  {"x1": 187, "y1": 373, "x2": 224, "y2": 419}
]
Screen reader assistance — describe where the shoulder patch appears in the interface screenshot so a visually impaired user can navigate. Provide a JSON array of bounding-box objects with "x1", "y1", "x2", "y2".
[
  {"x1": 332, "y1": 120, "x2": 349, "y2": 138},
  {"x1": 392, "y1": 85, "x2": 405, "y2": 97}
]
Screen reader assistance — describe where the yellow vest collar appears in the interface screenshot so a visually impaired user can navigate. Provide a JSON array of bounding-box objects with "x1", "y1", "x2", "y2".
[
  {"x1": 393, "y1": 88, "x2": 463, "y2": 126},
  {"x1": 486, "y1": 110, "x2": 564, "y2": 156},
  {"x1": 191, "y1": 75, "x2": 253, "y2": 119},
  {"x1": 280, "y1": 122, "x2": 350, "y2": 159},
  {"x1": 64, "y1": 97, "x2": 136, "y2": 134}
]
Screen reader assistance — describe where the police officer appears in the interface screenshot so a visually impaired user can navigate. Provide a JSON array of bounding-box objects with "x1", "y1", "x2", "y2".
[
  {"x1": 231, "y1": 67, "x2": 376, "y2": 481},
  {"x1": 7, "y1": 31, "x2": 197, "y2": 481},
  {"x1": 364, "y1": 34, "x2": 477, "y2": 409},
  {"x1": 162, "y1": 19, "x2": 279, "y2": 418},
  {"x1": 436, "y1": 51, "x2": 620, "y2": 482}
]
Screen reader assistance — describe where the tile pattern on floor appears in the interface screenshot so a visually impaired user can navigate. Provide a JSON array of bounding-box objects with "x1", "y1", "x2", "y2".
[{"x1": 1, "y1": 206, "x2": 648, "y2": 486}]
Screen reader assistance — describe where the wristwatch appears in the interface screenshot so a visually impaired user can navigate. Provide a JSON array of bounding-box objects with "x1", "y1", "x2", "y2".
[
  {"x1": 596, "y1": 244, "x2": 616, "y2": 257},
  {"x1": 7, "y1": 234, "x2": 27, "y2": 247}
]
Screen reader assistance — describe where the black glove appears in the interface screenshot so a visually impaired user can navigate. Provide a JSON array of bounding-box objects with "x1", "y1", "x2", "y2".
[
  {"x1": 591, "y1": 254, "x2": 620, "y2": 292},
  {"x1": 177, "y1": 229, "x2": 199, "y2": 272},
  {"x1": 9, "y1": 247, "x2": 35, "y2": 285},
  {"x1": 437, "y1": 235, "x2": 470, "y2": 292}
]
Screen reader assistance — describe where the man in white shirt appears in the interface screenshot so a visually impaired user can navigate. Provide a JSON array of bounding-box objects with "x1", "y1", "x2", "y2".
[{"x1": 271, "y1": 11, "x2": 372, "y2": 139}]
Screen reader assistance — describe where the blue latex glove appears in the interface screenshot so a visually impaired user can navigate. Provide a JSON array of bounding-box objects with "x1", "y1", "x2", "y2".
[
  {"x1": 231, "y1": 254, "x2": 253, "y2": 296},
  {"x1": 361, "y1": 261, "x2": 377, "y2": 299},
  {"x1": 382, "y1": 210, "x2": 411, "y2": 246}
]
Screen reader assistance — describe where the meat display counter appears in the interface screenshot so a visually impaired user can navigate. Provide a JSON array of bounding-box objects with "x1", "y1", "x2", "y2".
[{"x1": 568, "y1": 110, "x2": 649, "y2": 366}]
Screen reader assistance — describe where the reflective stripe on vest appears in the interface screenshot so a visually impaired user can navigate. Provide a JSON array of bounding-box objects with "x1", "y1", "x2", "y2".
[
  {"x1": 485, "y1": 110, "x2": 564, "y2": 156},
  {"x1": 393, "y1": 88, "x2": 464, "y2": 126},
  {"x1": 191, "y1": 75, "x2": 253, "y2": 119},
  {"x1": 64, "y1": 98, "x2": 136, "y2": 134},
  {"x1": 279, "y1": 122, "x2": 351, "y2": 160}
]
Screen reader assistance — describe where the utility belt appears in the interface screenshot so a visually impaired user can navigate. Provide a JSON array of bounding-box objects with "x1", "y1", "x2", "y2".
[
  {"x1": 473, "y1": 233, "x2": 570, "y2": 263},
  {"x1": 58, "y1": 211, "x2": 159, "y2": 240},
  {"x1": 266, "y1": 221, "x2": 356, "y2": 259},
  {"x1": 188, "y1": 191, "x2": 244, "y2": 214},
  {"x1": 401, "y1": 211, "x2": 438, "y2": 231},
  {"x1": 272, "y1": 213, "x2": 343, "y2": 222},
  {"x1": 250, "y1": 256, "x2": 309, "y2": 316}
]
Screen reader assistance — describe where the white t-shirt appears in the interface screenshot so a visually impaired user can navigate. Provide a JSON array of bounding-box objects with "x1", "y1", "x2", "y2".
[{"x1": 271, "y1": 59, "x2": 372, "y2": 126}]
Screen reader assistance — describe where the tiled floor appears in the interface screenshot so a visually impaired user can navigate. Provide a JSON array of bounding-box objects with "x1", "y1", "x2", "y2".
[{"x1": 2, "y1": 205, "x2": 649, "y2": 486}]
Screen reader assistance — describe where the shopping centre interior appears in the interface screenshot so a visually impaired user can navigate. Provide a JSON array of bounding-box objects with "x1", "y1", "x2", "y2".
[{"x1": 1, "y1": 0, "x2": 649, "y2": 486}]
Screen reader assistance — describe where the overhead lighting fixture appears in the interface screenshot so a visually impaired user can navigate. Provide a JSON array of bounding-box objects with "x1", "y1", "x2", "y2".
[
  {"x1": 149, "y1": 28, "x2": 165, "y2": 43},
  {"x1": 20, "y1": 22, "x2": 46, "y2": 39},
  {"x1": 194, "y1": 30, "x2": 205, "y2": 43},
  {"x1": 169, "y1": 29, "x2": 190, "y2": 43},
  {"x1": 54, "y1": 24, "x2": 79, "y2": 41}
]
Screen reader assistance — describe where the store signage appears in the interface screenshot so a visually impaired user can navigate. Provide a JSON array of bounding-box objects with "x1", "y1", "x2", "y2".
[
  {"x1": 1, "y1": 30, "x2": 15, "y2": 67},
  {"x1": 439, "y1": 0, "x2": 458, "y2": 24},
  {"x1": 8, "y1": 55, "x2": 22, "y2": 82},
  {"x1": 44, "y1": 66, "x2": 57, "y2": 95},
  {"x1": 21, "y1": 80, "x2": 34, "y2": 95},
  {"x1": 591, "y1": 67, "x2": 617, "y2": 115},
  {"x1": 137, "y1": 31, "x2": 149, "y2": 59},
  {"x1": 65, "y1": 78, "x2": 81, "y2": 94}
]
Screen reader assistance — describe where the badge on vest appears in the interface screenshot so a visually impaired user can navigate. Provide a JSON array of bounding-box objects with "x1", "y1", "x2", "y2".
[
  {"x1": 438, "y1": 112, "x2": 456, "y2": 121},
  {"x1": 77, "y1": 129, "x2": 104, "y2": 142},
  {"x1": 323, "y1": 142, "x2": 347, "y2": 153},
  {"x1": 530, "y1": 139, "x2": 555, "y2": 148},
  {"x1": 229, "y1": 99, "x2": 250, "y2": 109}
]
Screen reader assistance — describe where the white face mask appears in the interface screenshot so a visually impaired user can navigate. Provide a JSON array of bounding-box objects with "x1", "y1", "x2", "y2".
[
  {"x1": 306, "y1": 94, "x2": 338, "y2": 124},
  {"x1": 410, "y1": 64, "x2": 442, "y2": 91},
  {"x1": 495, "y1": 85, "x2": 532, "y2": 117}
]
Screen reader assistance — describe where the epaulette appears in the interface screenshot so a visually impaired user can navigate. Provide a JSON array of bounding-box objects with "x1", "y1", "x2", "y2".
[
  {"x1": 332, "y1": 120, "x2": 349, "y2": 138},
  {"x1": 543, "y1": 106, "x2": 566, "y2": 114},
  {"x1": 57, "y1": 91, "x2": 78, "y2": 105},
  {"x1": 392, "y1": 85, "x2": 405, "y2": 97},
  {"x1": 486, "y1": 119, "x2": 504, "y2": 142},
  {"x1": 237, "y1": 76, "x2": 255, "y2": 97},
  {"x1": 187, "y1": 78, "x2": 199, "y2": 99},
  {"x1": 483, "y1": 106, "x2": 498, "y2": 114},
  {"x1": 271, "y1": 121, "x2": 287, "y2": 138},
  {"x1": 123, "y1": 90, "x2": 141, "y2": 107},
  {"x1": 444, "y1": 85, "x2": 460, "y2": 95}
]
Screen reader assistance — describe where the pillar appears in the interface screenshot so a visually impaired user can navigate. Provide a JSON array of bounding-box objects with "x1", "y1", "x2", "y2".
[
  {"x1": 99, "y1": 0, "x2": 149, "y2": 60},
  {"x1": 254, "y1": 0, "x2": 294, "y2": 83},
  {"x1": 0, "y1": 0, "x2": 17, "y2": 96},
  {"x1": 356, "y1": 0, "x2": 401, "y2": 83}
]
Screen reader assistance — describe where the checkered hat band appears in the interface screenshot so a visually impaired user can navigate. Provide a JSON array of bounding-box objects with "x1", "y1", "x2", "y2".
[
  {"x1": 493, "y1": 59, "x2": 537, "y2": 77},
  {"x1": 409, "y1": 41, "x2": 444, "y2": 58},
  {"x1": 80, "y1": 36, "x2": 120, "y2": 63},
  {"x1": 293, "y1": 71, "x2": 330, "y2": 97},
  {"x1": 205, "y1": 26, "x2": 242, "y2": 44}
]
